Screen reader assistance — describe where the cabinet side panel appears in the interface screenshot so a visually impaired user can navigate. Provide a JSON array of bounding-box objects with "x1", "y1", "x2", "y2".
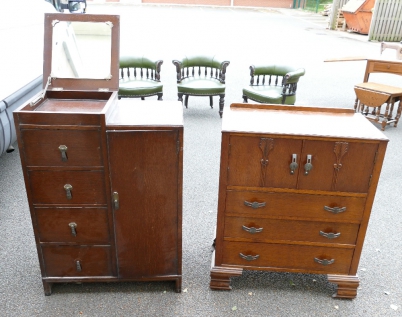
[{"x1": 108, "y1": 130, "x2": 180, "y2": 278}]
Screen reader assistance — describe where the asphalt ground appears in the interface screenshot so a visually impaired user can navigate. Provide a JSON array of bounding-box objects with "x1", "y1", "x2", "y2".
[{"x1": 1, "y1": 4, "x2": 401, "y2": 316}]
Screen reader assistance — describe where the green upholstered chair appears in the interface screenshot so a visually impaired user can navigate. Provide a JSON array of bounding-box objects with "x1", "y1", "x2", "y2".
[
  {"x1": 119, "y1": 56, "x2": 163, "y2": 100},
  {"x1": 172, "y1": 55, "x2": 230, "y2": 117},
  {"x1": 242, "y1": 64, "x2": 305, "y2": 104}
]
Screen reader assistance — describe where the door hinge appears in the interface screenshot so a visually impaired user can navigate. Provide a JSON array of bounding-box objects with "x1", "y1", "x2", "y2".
[
  {"x1": 373, "y1": 151, "x2": 379, "y2": 164},
  {"x1": 176, "y1": 139, "x2": 180, "y2": 155},
  {"x1": 368, "y1": 174, "x2": 372, "y2": 187}
]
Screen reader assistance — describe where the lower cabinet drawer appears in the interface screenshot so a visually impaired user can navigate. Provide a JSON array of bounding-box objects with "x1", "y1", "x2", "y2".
[
  {"x1": 42, "y1": 245, "x2": 113, "y2": 277},
  {"x1": 222, "y1": 241, "x2": 353, "y2": 274},
  {"x1": 226, "y1": 190, "x2": 366, "y2": 222},
  {"x1": 36, "y1": 207, "x2": 110, "y2": 243},
  {"x1": 224, "y1": 217, "x2": 359, "y2": 245}
]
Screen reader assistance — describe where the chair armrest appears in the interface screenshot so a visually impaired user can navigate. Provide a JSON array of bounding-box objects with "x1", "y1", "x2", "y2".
[
  {"x1": 172, "y1": 60, "x2": 183, "y2": 83},
  {"x1": 284, "y1": 68, "x2": 305, "y2": 84}
]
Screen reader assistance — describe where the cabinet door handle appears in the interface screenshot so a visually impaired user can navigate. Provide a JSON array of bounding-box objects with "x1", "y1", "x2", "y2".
[
  {"x1": 64, "y1": 184, "x2": 73, "y2": 199},
  {"x1": 324, "y1": 206, "x2": 346, "y2": 214},
  {"x1": 304, "y1": 154, "x2": 313, "y2": 175},
  {"x1": 244, "y1": 201, "x2": 266, "y2": 209},
  {"x1": 289, "y1": 154, "x2": 298, "y2": 175},
  {"x1": 58, "y1": 145, "x2": 68, "y2": 161},
  {"x1": 69, "y1": 222, "x2": 77, "y2": 236},
  {"x1": 113, "y1": 192, "x2": 119, "y2": 210},
  {"x1": 239, "y1": 253, "x2": 260, "y2": 261},
  {"x1": 319, "y1": 231, "x2": 340, "y2": 239},
  {"x1": 242, "y1": 225, "x2": 263, "y2": 234},
  {"x1": 76, "y1": 260, "x2": 82, "y2": 272},
  {"x1": 314, "y1": 258, "x2": 335, "y2": 266}
]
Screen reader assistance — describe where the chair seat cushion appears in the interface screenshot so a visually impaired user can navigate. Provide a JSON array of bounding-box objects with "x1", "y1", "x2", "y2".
[
  {"x1": 177, "y1": 78, "x2": 225, "y2": 95},
  {"x1": 119, "y1": 78, "x2": 163, "y2": 97},
  {"x1": 243, "y1": 85, "x2": 295, "y2": 104}
]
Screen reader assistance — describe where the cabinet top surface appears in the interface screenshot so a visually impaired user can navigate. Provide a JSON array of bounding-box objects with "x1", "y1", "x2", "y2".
[
  {"x1": 106, "y1": 100, "x2": 183, "y2": 127},
  {"x1": 223, "y1": 104, "x2": 388, "y2": 141}
]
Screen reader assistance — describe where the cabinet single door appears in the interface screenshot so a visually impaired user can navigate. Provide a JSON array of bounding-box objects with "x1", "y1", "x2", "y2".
[
  {"x1": 297, "y1": 140, "x2": 378, "y2": 193},
  {"x1": 108, "y1": 130, "x2": 181, "y2": 278},
  {"x1": 227, "y1": 135, "x2": 303, "y2": 189}
]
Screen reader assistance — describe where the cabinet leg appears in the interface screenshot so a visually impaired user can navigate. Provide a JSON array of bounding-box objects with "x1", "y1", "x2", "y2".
[
  {"x1": 175, "y1": 277, "x2": 182, "y2": 293},
  {"x1": 43, "y1": 281, "x2": 53, "y2": 296},
  {"x1": 210, "y1": 266, "x2": 243, "y2": 290},
  {"x1": 327, "y1": 274, "x2": 359, "y2": 299}
]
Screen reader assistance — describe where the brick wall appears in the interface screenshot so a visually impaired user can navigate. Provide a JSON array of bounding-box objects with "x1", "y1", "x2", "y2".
[{"x1": 88, "y1": 0, "x2": 295, "y2": 8}]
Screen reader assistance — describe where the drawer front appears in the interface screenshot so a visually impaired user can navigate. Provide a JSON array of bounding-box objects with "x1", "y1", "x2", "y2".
[
  {"x1": 42, "y1": 245, "x2": 113, "y2": 277},
  {"x1": 29, "y1": 170, "x2": 106, "y2": 205},
  {"x1": 371, "y1": 62, "x2": 402, "y2": 75},
  {"x1": 222, "y1": 241, "x2": 353, "y2": 274},
  {"x1": 21, "y1": 129, "x2": 102, "y2": 167},
  {"x1": 226, "y1": 190, "x2": 366, "y2": 222},
  {"x1": 36, "y1": 207, "x2": 110, "y2": 243},
  {"x1": 224, "y1": 216, "x2": 359, "y2": 245}
]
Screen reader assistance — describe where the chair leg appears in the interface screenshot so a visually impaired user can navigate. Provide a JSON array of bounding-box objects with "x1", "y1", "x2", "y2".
[
  {"x1": 243, "y1": 95, "x2": 248, "y2": 103},
  {"x1": 209, "y1": 96, "x2": 213, "y2": 108},
  {"x1": 219, "y1": 94, "x2": 225, "y2": 118},
  {"x1": 184, "y1": 95, "x2": 189, "y2": 108},
  {"x1": 141, "y1": 97, "x2": 145, "y2": 100},
  {"x1": 178, "y1": 93, "x2": 184, "y2": 104},
  {"x1": 157, "y1": 93, "x2": 163, "y2": 101}
]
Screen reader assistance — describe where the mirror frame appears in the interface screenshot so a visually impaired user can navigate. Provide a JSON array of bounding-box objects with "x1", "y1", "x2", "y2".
[{"x1": 43, "y1": 13, "x2": 120, "y2": 91}]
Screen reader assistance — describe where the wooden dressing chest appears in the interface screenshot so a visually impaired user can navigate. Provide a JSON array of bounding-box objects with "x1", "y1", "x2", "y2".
[
  {"x1": 14, "y1": 13, "x2": 182, "y2": 295},
  {"x1": 210, "y1": 103, "x2": 388, "y2": 299}
]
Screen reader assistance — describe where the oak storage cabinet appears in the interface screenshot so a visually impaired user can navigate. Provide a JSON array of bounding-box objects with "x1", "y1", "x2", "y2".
[
  {"x1": 13, "y1": 13, "x2": 182, "y2": 295},
  {"x1": 210, "y1": 103, "x2": 388, "y2": 299}
]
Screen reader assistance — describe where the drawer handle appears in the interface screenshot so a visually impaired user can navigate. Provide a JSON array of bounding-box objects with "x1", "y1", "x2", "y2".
[
  {"x1": 113, "y1": 192, "x2": 119, "y2": 210},
  {"x1": 76, "y1": 260, "x2": 82, "y2": 272},
  {"x1": 244, "y1": 201, "x2": 266, "y2": 209},
  {"x1": 64, "y1": 184, "x2": 73, "y2": 200},
  {"x1": 69, "y1": 222, "x2": 77, "y2": 237},
  {"x1": 58, "y1": 145, "x2": 68, "y2": 161},
  {"x1": 242, "y1": 225, "x2": 263, "y2": 234},
  {"x1": 319, "y1": 231, "x2": 340, "y2": 239},
  {"x1": 240, "y1": 253, "x2": 260, "y2": 261},
  {"x1": 324, "y1": 206, "x2": 346, "y2": 214},
  {"x1": 314, "y1": 258, "x2": 335, "y2": 266},
  {"x1": 289, "y1": 154, "x2": 298, "y2": 175},
  {"x1": 304, "y1": 154, "x2": 313, "y2": 175}
]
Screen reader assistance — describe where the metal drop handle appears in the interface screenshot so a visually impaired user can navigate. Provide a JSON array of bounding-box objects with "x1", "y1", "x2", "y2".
[
  {"x1": 242, "y1": 225, "x2": 263, "y2": 234},
  {"x1": 324, "y1": 206, "x2": 346, "y2": 214},
  {"x1": 244, "y1": 201, "x2": 266, "y2": 209},
  {"x1": 304, "y1": 154, "x2": 313, "y2": 175},
  {"x1": 319, "y1": 231, "x2": 340, "y2": 239},
  {"x1": 59, "y1": 145, "x2": 68, "y2": 161},
  {"x1": 76, "y1": 260, "x2": 82, "y2": 272},
  {"x1": 289, "y1": 154, "x2": 298, "y2": 175},
  {"x1": 69, "y1": 222, "x2": 77, "y2": 237},
  {"x1": 64, "y1": 184, "x2": 73, "y2": 200},
  {"x1": 240, "y1": 253, "x2": 260, "y2": 261},
  {"x1": 314, "y1": 258, "x2": 335, "y2": 266}
]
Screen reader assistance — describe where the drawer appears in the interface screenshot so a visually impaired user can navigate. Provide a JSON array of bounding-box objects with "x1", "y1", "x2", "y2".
[
  {"x1": 222, "y1": 241, "x2": 353, "y2": 274},
  {"x1": 226, "y1": 190, "x2": 366, "y2": 222},
  {"x1": 224, "y1": 216, "x2": 359, "y2": 245},
  {"x1": 36, "y1": 207, "x2": 110, "y2": 243},
  {"x1": 29, "y1": 170, "x2": 106, "y2": 205},
  {"x1": 371, "y1": 62, "x2": 402, "y2": 75},
  {"x1": 42, "y1": 245, "x2": 113, "y2": 277},
  {"x1": 20, "y1": 129, "x2": 102, "y2": 167}
]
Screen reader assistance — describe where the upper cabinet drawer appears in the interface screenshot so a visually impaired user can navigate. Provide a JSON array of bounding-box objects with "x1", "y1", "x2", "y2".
[
  {"x1": 371, "y1": 62, "x2": 402, "y2": 75},
  {"x1": 226, "y1": 190, "x2": 366, "y2": 222},
  {"x1": 20, "y1": 129, "x2": 102, "y2": 167},
  {"x1": 28, "y1": 170, "x2": 106, "y2": 205},
  {"x1": 227, "y1": 135, "x2": 378, "y2": 193}
]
